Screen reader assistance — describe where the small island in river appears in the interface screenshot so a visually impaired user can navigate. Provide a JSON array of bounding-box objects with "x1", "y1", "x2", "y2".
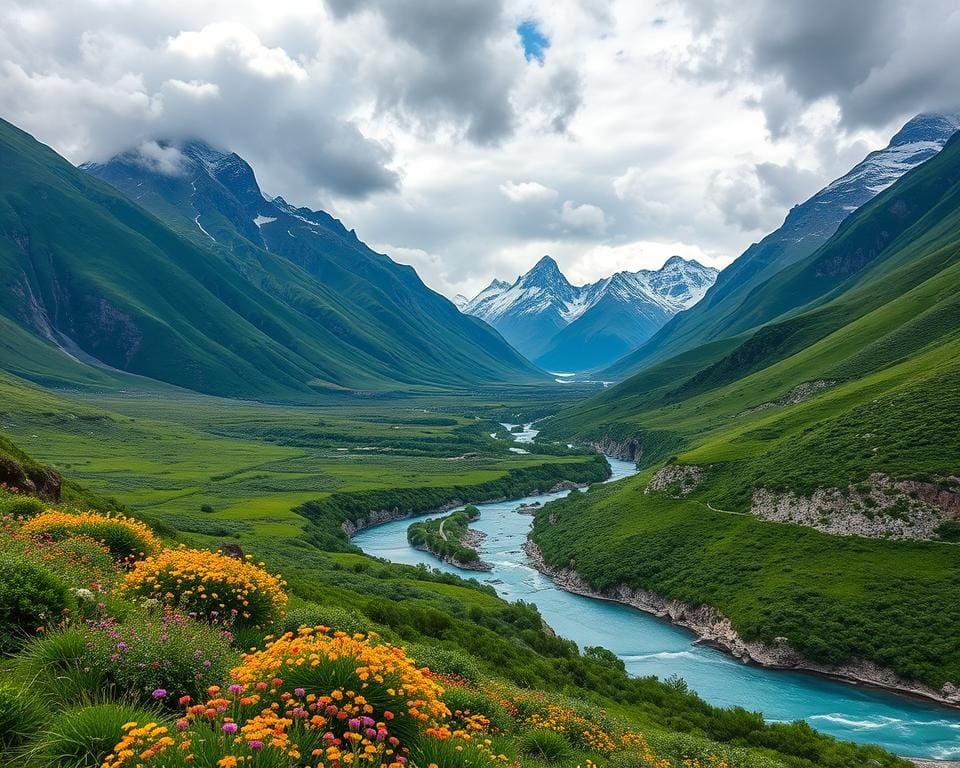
[{"x1": 406, "y1": 505, "x2": 491, "y2": 571}]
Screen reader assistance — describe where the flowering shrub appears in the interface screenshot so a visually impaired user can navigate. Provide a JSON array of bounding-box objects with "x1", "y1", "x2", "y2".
[
  {"x1": 102, "y1": 626, "x2": 452, "y2": 768},
  {"x1": 21, "y1": 510, "x2": 160, "y2": 561},
  {"x1": 118, "y1": 546, "x2": 287, "y2": 626},
  {"x1": 81, "y1": 608, "x2": 238, "y2": 706}
]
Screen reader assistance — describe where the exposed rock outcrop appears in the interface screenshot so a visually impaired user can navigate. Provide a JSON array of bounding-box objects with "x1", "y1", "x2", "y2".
[
  {"x1": 751, "y1": 473, "x2": 960, "y2": 540},
  {"x1": 738, "y1": 380, "x2": 835, "y2": 416},
  {"x1": 0, "y1": 456, "x2": 62, "y2": 501},
  {"x1": 645, "y1": 464, "x2": 705, "y2": 497},
  {"x1": 589, "y1": 437, "x2": 641, "y2": 461},
  {"x1": 523, "y1": 541, "x2": 960, "y2": 708}
]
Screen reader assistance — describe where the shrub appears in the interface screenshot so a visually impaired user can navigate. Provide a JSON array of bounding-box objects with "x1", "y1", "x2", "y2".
[
  {"x1": 101, "y1": 628, "x2": 451, "y2": 768},
  {"x1": 81, "y1": 609, "x2": 238, "y2": 707},
  {"x1": 440, "y1": 684, "x2": 513, "y2": 734},
  {"x1": 36, "y1": 703, "x2": 164, "y2": 768},
  {"x1": 119, "y1": 546, "x2": 287, "y2": 627},
  {"x1": 0, "y1": 684, "x2": 47, "y2": 750},
  {"x1": 281, "y1": 602, "x2": 367, "y2": 636},
  {"x1": 412, "y1": 732, "x2": 512, "y2": 767},
  {"x1": 0, "y1": 551, "x2": 70, "y2": 648},
  {"x1": 936, "y1": 519, "x2": 960, "y2": 541},
  {"x1": 520, "y1": 729, "x2": 572, "y2": 763},
  {"x1": 0, "y1": 493, "x2": 44, "y2": 517},
  {"x1": 409, "y1": 642, "x2": 483, "y2": 683},
  {"x1": 20, "y1": 510, "x2": 160, "y2": 561}
]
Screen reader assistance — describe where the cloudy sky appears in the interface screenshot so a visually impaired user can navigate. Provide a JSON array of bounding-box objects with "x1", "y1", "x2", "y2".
[{"x1": 2, "y1": 0, "x2": 959, "y2": 298}]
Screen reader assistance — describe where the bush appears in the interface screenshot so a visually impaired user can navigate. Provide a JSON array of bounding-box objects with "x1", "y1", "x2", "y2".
[
  {"x1": 0, "y1": 493, "x2": 44, "y2": 517},
  {"x1": 119, "y1": 546, "x2": 287, "y2": 627},
  {"x1": 81, "y1": 609, "x2": 238, "y2": 707},
  {"x1": 281, "y1": 602, "x2": 368, "y2": 636},
  {"x1": 409, "y1": 642, "x2": 483, "y2": 683},
  {"x1": 20, "y1": 510, "x2": 160, "y2": 561},
  {"x1": 520, "y1": 729, "x2": 572, "y2": 763},
  {"x1": 36, "y1": 703, "x2": 165, "y2": 768},
  {"x1": 936, "y1": 519, "x2": 960, "y2": 541},
  {"x1": 440, "y1": 684, "x2": 513, "y2": 734},
  {"x1": 0, "y1": 551, "x2": 70, "y2": 648},
  {"x1": 412, "y1": 733, "x2": 514, "y2": 767},
  {"x1": 0, "y1": 684, "x2": 47, "y2": 750}
]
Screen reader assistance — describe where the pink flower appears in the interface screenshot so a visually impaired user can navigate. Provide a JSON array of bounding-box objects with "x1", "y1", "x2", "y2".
[
  {"x1": 228, "y1": 684, "x2": 243, "y2": 695},
  {"x1": 248, "y1": 740, "x2": 264, "y2": 750},
  {"x1": 294, "y1": 687, "x2": 305, "y2": 698},
  {"x1": 152, "y1": 689, "x2": 167, "y2": 699},
  {"x1": 223, "y1": 722, "x2": 238, "y2": 734},
  {"x1": 176, "y1": 719, "x2": 189, "y2": 732}
]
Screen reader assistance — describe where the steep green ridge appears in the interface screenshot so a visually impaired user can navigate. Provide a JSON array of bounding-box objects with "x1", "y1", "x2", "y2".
[
  {"x1": 0, "y1": 118, "x2": 542, "y2": 398},
  {"x1": 532, "y1": 124, "x2": 960, "y2": 689},
  {"x1": 603, "y1": 113, "x2": 960, "y2": 379}
]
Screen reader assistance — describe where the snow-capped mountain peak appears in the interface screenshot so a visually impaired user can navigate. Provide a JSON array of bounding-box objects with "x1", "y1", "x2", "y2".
[{"x1": 459, "y1": 255, "x2": 719, "y2": 368}]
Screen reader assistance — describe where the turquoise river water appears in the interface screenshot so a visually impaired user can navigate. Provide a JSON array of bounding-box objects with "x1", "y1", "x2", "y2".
[{"x1": 353, "y1": 426, "x2": 960, "y2": 760}]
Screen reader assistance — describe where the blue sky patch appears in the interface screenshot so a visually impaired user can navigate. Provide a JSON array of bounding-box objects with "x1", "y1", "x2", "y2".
[{"x1": 517, "y1": 20, "x2": 550, "y2": 64}]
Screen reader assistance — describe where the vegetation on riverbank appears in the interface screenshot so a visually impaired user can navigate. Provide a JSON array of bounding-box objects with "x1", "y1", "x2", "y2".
[
  {"x1": 407, "y1": 505, "x2": 486, "y2": 568},
  {"x1": 0, "y1": 420, "x2": 917, "y2": 768},
  {"x1": 530, "y1": 133, "x2": 960, "y2": 693}
]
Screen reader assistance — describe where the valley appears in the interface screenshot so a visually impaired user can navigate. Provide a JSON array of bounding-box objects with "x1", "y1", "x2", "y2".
[{"x1": 2, "y1": 102, "x2": 960, "y2": 768}]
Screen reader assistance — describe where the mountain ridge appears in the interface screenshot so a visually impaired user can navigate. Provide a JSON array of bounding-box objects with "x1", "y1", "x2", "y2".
[
  {"x1": 461, "y1": 254, "x2": 717, "y2": 370},
  {"x1": 0, "y1": 120, "x2": 544, "y2": 398},
  {"x1": 601, "y1": 112, "x2": 960, "y2": 379}
]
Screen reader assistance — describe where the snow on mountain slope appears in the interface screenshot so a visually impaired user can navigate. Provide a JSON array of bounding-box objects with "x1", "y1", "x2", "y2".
[
  {"x1": 460, "y1": 254, "x2": 717, "y2": 367},
  {"x1": 602, "y1": 112, "x2": 960, "y2": 380}
]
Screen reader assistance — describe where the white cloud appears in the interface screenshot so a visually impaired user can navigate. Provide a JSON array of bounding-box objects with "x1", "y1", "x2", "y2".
[
  {"x1": 499, "y1": 180, "x2": 558, "y2": 202},
  {"x1": 560, "y1": 200, "x2": 607, "y2": 236},
  {"x1": 0, "y1": 0, "x2": 952, "y2": 300},
  {"x1": 129, "y1": 140, "x2": 189, "y2": 176}
]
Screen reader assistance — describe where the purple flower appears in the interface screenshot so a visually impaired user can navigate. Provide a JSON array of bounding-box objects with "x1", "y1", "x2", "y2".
[
  {"x1": 222, "y1": 722, "x2": 238, "y2": 734},
  {"x1": 228, "y1": 684, "x2": 243, "y2": 695},
  {"x1": 152, "y1": 688, "x2": 167, "y2": 699},
  {"x1": 362, "y1": 716, "x2": 375, "y2": 727},
  {"x1": 366, "y1": 728, "x2": 377, "y2": 739},
  {"x1": 203, "y1": 660, "x2": 212, "y2": 668},
  {"x1": 248, "y1": 740, "x2": 264, "y2": 751},
  {"x1": 294, "y1": 687, "x2": 305, "y2": 699},
  {"x1": 348, "y1": 718, "x2": 361, "y2": 731},
  {"x1": 117, "y1": 642, "x2": 128, "y2": 652}
]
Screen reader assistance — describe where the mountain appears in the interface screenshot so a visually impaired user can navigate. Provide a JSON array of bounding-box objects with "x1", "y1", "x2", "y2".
[
  {"x1": 603, "y1": 112, "x2": 960, "y2": 379},
  {"x1": 452, "y1": 294, "x2": 470, "y2": 310},
  {"x1": 0, "y1": 119, "x2": 543, "y2": 397},
  {"x1": 461, "y1": 255, "x2": 717, "y2": 370},
  {"x1": 533, "y1": 128, "x2": 960, "y2": 695}
]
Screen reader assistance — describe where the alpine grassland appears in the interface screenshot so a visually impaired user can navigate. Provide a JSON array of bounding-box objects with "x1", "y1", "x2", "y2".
[{"x1": 0, "y1": 443, "x2": 913, "y2": 768}]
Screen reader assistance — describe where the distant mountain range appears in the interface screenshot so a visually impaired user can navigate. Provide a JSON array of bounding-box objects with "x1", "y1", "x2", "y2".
[
  {"x1": 0, "y1": 119, "x2": 543, "y2": 397},
  {"x1": 460, "y1": 255, "x2": 718, "y2": 372},
  {"x1": 603, "y1": 112, "x2": 960, "y2": 379}
]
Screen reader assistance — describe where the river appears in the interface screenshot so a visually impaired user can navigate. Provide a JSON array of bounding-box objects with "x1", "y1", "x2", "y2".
[{"x1": 353, "y1": 425, "x2": 960, "y2": 760}]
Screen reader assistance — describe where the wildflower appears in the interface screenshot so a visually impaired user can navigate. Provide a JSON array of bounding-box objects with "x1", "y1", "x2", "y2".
[
  {"x1": 152, "y1": 689, "x2": 167, "y2": 699},
  {"x1": 222, "y1": 722, "x2": 238, "y2": 734}
]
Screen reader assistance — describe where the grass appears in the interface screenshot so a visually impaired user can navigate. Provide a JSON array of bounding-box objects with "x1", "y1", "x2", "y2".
[{"x1": 528, "y1": 131, "x2": 960, "y2": 690}]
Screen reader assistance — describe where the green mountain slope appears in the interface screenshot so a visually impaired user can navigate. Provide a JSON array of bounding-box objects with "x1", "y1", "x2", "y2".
[
  {"x1": 602, "y1": 112, "x2": 960, "y2": 380},
  {"x1": 0, "y1": 119, "x2": 543, "y2": 398},
  {"x1": 532, "y1": 123, "x2": 960, "y2": 691}
]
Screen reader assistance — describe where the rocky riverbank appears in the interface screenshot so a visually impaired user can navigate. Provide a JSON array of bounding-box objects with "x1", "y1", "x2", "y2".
[{"x1": 523, "y1": 541, "x2": 960, "y2": 709}]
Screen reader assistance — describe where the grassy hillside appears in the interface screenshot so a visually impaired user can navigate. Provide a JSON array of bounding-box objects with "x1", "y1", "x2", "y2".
[
  {"x1": 0, "y1": 118, "x2": 542, "y2": 398},
  {"x1": 531, "y1": 126, "x2": 960, "y2": 690},
  {"x1": 0, "y1": 416, "x2": 912, "y2": 768}
]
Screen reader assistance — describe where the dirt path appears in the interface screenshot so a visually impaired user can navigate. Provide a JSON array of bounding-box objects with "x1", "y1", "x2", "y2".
[{"x1": 438, "y1": 518, "x2": 448, "y2": 540}]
